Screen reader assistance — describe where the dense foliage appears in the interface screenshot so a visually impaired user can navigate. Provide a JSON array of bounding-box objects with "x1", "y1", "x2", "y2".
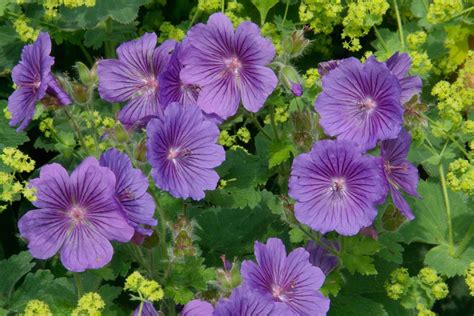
[{"x1": 0, "y1": 0, "x2": 473, "y2": 315}]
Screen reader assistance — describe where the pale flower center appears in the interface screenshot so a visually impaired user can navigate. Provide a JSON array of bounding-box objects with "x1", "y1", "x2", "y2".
[
  {"x1": 167, "y1": 148, "x2": 191, "y2": 164},
  {"x1": 225, "y1": 56, "x2": 242, "y2": 76},
  {"x1": 68, "y1": 205, "x2": 87, "y2": 224},
  {"x1": 330, "y1": 177, "x2": 347, "y2": 195},
  {"x1": 271, "y1": 284, "x2": 288, "y2": 302},
  {"x1": 357, "y1": 97, "x2": 377, "y2": 112},
  {"x1": 143, "y1": 76, "x2": 158, "y2": 92}
]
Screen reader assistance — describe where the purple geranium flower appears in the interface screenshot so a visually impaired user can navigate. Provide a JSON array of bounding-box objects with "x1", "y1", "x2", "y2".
[
  {"x1": 98, "y1": 33, "x2": 175, "y2": 127},
  {"x1": 146, "y1": 103, "x2": 225, "y2": 200},
  {"x1": 317, "y1": 59, "x2": 340, "y2": 77},
  {"x1": 8, "y1": 32, "x2": 71, "y2": 131},
  {"x1": 214, "y1": 285, "x2": 273, "y2": 316},
  {"x1": 18, "y1": 158, "x2": 134, "y2": 272},
  {"x1": 288, "y1": 140, "x2": 384, "y2": 235},
  {"x1": 160, "y1": 42, "x2": 200, "y2": 108},
  {"x1": 314, "y1": 57, "x2": 403, "y2": 151},
  {"x1": 180, "y1": 13, "x2": 277, "y2": 119},
  {"x1": 384, "y1": 52, "x2": 422, "y2": 103},
  {"x1": 182, "y1": 299, "x2": 214, "y2": 316},
  {"x1": 378, "y1": 129, "x2": 420, "y2": 220},
  {"x1": 306, "y1": 239, "x2": 339, "y2": 275},
  {"x1": 241, "y1": 238, "x2": 330, "y2": 316},
  {"x1": 99, "y1": 149, "x2": 157, "y2": 236},
  {"x1": 133, "y1": 301, "x2": 158, "y2": 316}
]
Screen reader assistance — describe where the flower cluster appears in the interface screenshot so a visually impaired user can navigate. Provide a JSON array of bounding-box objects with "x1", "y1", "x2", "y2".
[
  {"x1": 22, "y1": 300, "x2": 52, "y2": 316},
  {"x1": 427, "y1": 0, "x2": 463, "y2": 24},
  {"x1": 1, "y1": 147, "x2": 35, "y2": 173},
  {"x1": 447, "y1": 159, "x2": 474, "y2": 195},
  {"x1": 183, "y1": 237, "x2": 330, "y2": 315},
  {"x1": 466, "y1": 262, "x2": 474, "y2": 296},
  {"x1": 299, "y1": 0, "x2": 343, "y2": 35},
  {"x1": 71, "y1": 292, "x2": 105, "y2": 316},
  {"x1": 125, "y1": 271, "x2": 164, "y2": 302}
]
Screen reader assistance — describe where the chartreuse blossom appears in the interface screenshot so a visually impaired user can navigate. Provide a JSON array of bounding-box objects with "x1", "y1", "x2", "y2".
[
  {"x1": 407, "y1": 31, "x2": 427, "y2": 50},
  {"x1": 236, "y1": 127, "x2": 251, "y2": 144},
  {"x1": 22, "y1": 299, "x2": 52, "y2": 316},
  {"x1": 299, "y1": 0, "x2": 343, "y2": 35},
  {"x1": 3, "y1": 107, "x2": 12, "y2": 120},
  {"x1": 39, "y1": 118, "x2": 56, "y2": 138},
  {"x1": 466, "y1": 262, "x2": 474, "y2": 296},
  {"x1": 303, "y1": 68, "x2": 319, "y2": 88},
  {"x1": 416, "y1": 304, "x2": 436, "y2": 316},
  {"x1": 158, "y1": 22, "x2": 185, "y2": 43},
  {"x1": 447, "y1": 159, "x2": 474, "y2": 195},
  {"x1": 124, "y1": 271, "x2": 164, "y2": 302},
  {"x1": 261, "y1": 22, "x2": 282, "y2": 55},
  {"x1": 1, "y1": 147, "x2": 35, "y2": 173},
  {"x1": 410, "y1": 51, "x2": 433, "y2": 76},
  {"x1": 427, "y1": 0, "x2": 463, "y2": 24},
  {"x1": 341, "y1": 0, "x2": 389, "y2": 51},
  {"x1": 197, "y1": 0, "x2": 220, "y2": 13},
  {"x1": 264, "y1": 106, "x2": 289, "y2": 125},
  {"x1": 71, "y1": 292, "x2": 105, "y2": 316},
  {"x1": 418, "y1": 267, "x2": 440, "y2": 285},
  {"x1": 225, "y1": 1, "x2": 249, "y2": 27},
  {"x1": 13, "y1": 15, "x2": 39, "y2": 42}
]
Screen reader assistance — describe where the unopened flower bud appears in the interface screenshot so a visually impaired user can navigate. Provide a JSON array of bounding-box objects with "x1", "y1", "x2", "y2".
[
  {"x1": 283, "y1": 30, "x2": 310, "y2": 57},
  {"x1": 75, "y1": 61, "x2": 98, "y2": 87},
  {"x1": 280, "y1": 65, "x2": 303, "y2": 96},
  {"x1": 318, "y1": 59, "x2": 340, "y2": 77},
  {"x1": 114, "y1": 124, "x2": 129, "y2": 143}
]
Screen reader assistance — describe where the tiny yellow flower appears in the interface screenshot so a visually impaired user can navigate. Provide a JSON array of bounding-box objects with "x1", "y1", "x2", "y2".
[
  {"x1": 23, "y1": 299, "x2": 52, "y2": 316},
  {"x1": 1, "y1": 147, "x2": 35, "y2": 173},
  {"x1": 72, "y1": 292, "x2": 105, "y2": 316}
]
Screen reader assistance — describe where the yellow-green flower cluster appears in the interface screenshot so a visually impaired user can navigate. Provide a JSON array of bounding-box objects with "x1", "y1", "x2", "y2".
[
  {"x1": 427, "y1": 0, "x2": 463, "y2": 24},
  {"x1": 22, "y1": 299, "x2": 52, "y2": 316},
  {"x1": 236, "y1": 127, "x2": 250, "y2": 144},
  {"x1": 466, "y1": 262, "x2": 474, "y2": 296},
  {"x1": 3, "y1": 107, "x2": 12, "y2": 120},
  {"x1": 341, "y1": 0, "x2": 389, "y2": 51},
  {"x1": 261, "y1": 23, "x2": 282, "y2": 55},
  {"x1": 197, "y1": 0, "x2": 220, "y2": 13},
  {"x1": 1, "y1": 147, "x2": 35, "y2": 173},
  {"x1": 418, "y1": 267, "x2": 449, "y2": 300},
  {"x1": 39, "y1": 118, "x2": 56, "y2": 138},
  {"x1": 298, "y1": 0, "x2": 343, "y2": 35},
  {"x1": 158, "y1": 22, "x2": 186, "y2": 43},
  {"x1": 72, "y1": 292, "x2": 105, "y2": 316},
  {"x1": 410, "y1": 51, "x2": 433, "y2": 77},
  {"x1": 219, "y1": 130, "x2": 236, "y2": 147},
  {"x1": 42, "y1": 0, "x2": 95, "y2": 19},
  {"x1": 447, "y1": 159, "x2": 474, "y2": 195},
  {"x1": 124, "y1": 271, "x2": 164, "y2": 302},
  {"x1": 0, "y1": 172, "x2": 36, "y2": 206},
  {"x1": 218, "y1": 129, "x2": 249, "y2": 152},
  {"x1": 303, "y1": 68, "x2": 319, "y2": 89},
  {"x1": 13, "y1": 15, "x2": 39, "y2": 42},
  {"x1": 264, "y1": 106, "x2": 289, "y2": 126},
  {"x1": 416, "y1": 304, "x2": 436, "y2": 316},
  {"x1": 385, "y1": 268, "x2": 410, "y2": 300},
  {"x1": 225, "y1": 1, "x2": 249, "y2": 27},
  {"x1": 407, "y1": 31, "x2": 427, "y2": 50}
]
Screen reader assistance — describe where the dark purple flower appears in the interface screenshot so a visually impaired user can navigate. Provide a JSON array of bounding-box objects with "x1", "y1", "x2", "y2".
[
  {"x1": 317, "y1": 59, "x2": 340, "y2": 77},
  {"x1": 241, "y1": 238, "x2": 330, "y2": 316},
  {"x1": 306, "y1": 239, "x2": 339, "y2": 275},
  {"x1": 8, "y1": 32, "x2": 71, "y2": 131},
  {"x1": 99, "y1": 149, "x2": 157, "y2": 236},
  {"x1": 214, "y1": 285, "x2": 273, "y2": 316},
  {"x1": 181, "y1": 299, "x2": 214, "y2": 316},
  {"x1": 378, "y1": 129, "x2": 419, "y2": 220},
  {"x1": 290, "y1": 82, "x2": 303, "y2": 97},
  {"x1": 314, "y1": 57, "x2": 403, "y2": 151},
  {"x1": 180, "y1": 13, "x2": 277, "y2": 119},
  {"x1": 146, "y1": 103, "x2": 225, "y2": 200},
  {"x1": 98, "y1": 33, "x2": 175, "y2": 127},
  {"x1": 367, "y1": 52, "x2": 422, "y2": 103},
  {"x1": 288, "y1": 139, "x2": 384, "y2": 235},
  {"x1": 160, "y1": 42, "x2": 200, "y2": 108},
  {"x1": 133, "y1": 301, "x2": 158, "y2": 316},
  {"x1": 18, "y1": 158, "x2": 134, "y2": 272}
]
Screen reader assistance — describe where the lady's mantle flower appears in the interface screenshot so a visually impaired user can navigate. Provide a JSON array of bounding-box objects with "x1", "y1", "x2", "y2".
[
  {"x1": 241, "y1": 238, "x2": 330, "y2": 315},
  {"x1": 377, "y1": 129, "x2": 419, "y2": 220},
  {"x1": 8, "y1": 32, "x2": 71, "y2": 131},
  {"x1": 314, "y1": 57, "x2": 403, "y2": 151},
  {"x1": 289, "y1": 140, "x2": 384, "y2": 235},
  {"x1": 98, "y1": 33, "x2": 175, "y2": 127},
  {"x1": 72, "y1": 292, "x2": 105, "y2": 316},
  {"x1": 99, "y1": 149, "x2": 157, "y2": 236},
  {"x1": 18, "y1": 158, "x2": 134, "y2": 272},
  {"x1": 180, "y1": 13, "x2": 277, "y2": 119},
  {"x1": 146, "y1": 103, "x2": 225, "y2": 200}
]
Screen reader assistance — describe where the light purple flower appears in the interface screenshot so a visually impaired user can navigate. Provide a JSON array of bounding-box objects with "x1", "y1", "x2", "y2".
[
  {"x1": 288, "y1": 139, "x2": 384, "y2": 235},
  {"x1": 241, "y1": 238, "x2": 330, "y2": 316},
  {"x1": 99, "y1": 149, "x2": 157, "y2": 236},
  {"x1": 305, "y1": 239, "x2": 339, "y2": 275},
  {"x1": 214, "y1": 286, "x2": 273, "y2": 316},
  {"x1": 314, "y1": 57, "x2": 403, "y2": 151},
  {"x1": 146, "y1": 103, "x2": 225, "y2": 200},
  {"x1": 180, "y1": 13, "x2": 277, "y2": 119},
  {"x1": 160, "y1": 42, "x2": 200, "y2": 108},
  {"x1": 134, "y1": 301, "x2": 158, "y2": 316},
  {"x1": 182, "y1": 299, "x2": 214, "y2": 316},
  {"x1": 378, "y1": 129, "x2": 420, "y2": 220},
  {"x1": 368, "y1": 52, "x2": 422, "y2": 103},
  {"x1": 290, "y1": 82, "x2": 303, "y2": 97},
  {"x1": 98, "y1": 33, "x2": 175, "y2": 127},
  {"x1": 8, "y1": 32, "x2": 71, "y2": 131},
  {"x1": 18, "y1": 158, "x2": 134, "y2": 272}
]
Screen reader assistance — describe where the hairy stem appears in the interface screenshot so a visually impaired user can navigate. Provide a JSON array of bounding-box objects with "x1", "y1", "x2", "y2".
[
  {"x1": 439, "y1": 164, "x2": 455, "y2": 256},
  {"x1": 64, "y1": 107, "x2": 91, "y2": 156},
  {"x1": 282, "y1": 0, "x2": 290, "y2": 26}
]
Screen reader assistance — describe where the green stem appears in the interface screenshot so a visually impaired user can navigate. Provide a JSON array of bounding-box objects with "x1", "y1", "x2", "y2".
[
  {"x1": 425, "y1": 116, "x2": 469, "y2": 158},
  {"x1": 104, "y1": 18, "x2": 115, "y2": 58},
  {"x1": 73, "y1": 273, "x2": 83, "y2": 299},
  {"x1": 189, "y1": 9, "x2": 200, "y2": 29},
  {"x1": 449, "y1": 6, "x2": 474, "y2": 20},
  {"x1": 281, "y1": 0, "x2": 290, "y2": 26},
  {"x1": 221, "y1": 0, "x2": 225, "y2": 12},
  {"x1": 373, "y1": 26, "x2": 389, "y2": 52},
  {"x1": 393, "y1": 0, "x2": 405, "y2": 48},
  {"x1": 269, "y1": 104, "x2": 280, "y2": 141},
  {"x1": 79, "y1": 43, "x2": 94, "y2": 66},
  {"x1": 64, "y1": 107, "x2": 91, "y2": 156},
  {"x1": 439, "y1": 164, "x2": 455, "y2": 256},
  {"x1": 149, "y1": 187, "x2": 168, "y2": 261},
  {"x1": 250, "y1": 113, "x2": 272, "y2": 141},
  {"x1": 137, "y1": 301, "x2": 144, "y2": 316},
  {"x1": 454, "y1": 223, "x2": 474, "y2": 258}
]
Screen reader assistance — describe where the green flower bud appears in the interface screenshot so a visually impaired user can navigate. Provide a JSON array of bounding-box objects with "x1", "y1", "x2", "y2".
[
  {"x1": 282, "y1": 30, "x2": 310, "y2": 57},
  {"x1": 418, "y1": 267, "x2": 440, "y2": 285},
  {"x1": 432, "y1": 282, "x2": 449, "y2": 300},
  {"x1": 280, "y1": 65, "x2": 303, "y2": 96}
]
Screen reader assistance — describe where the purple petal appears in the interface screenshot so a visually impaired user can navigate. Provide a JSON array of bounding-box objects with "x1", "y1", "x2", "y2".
[
  {"x1": 214, "y1": 286, "x2": 273, "y2": 316},
  {"x1": 385, "y1": 52, "x2": 411, "y2": 79},
  {"x1": 181, "y1": 299, "x2": 214, "y2": 316},
  {"x1": 399, "y1": 76, "x2": 422, "y2": 103},
  {"x1": 133, "y1": 301, "x2": 159, "y2": 316},
  {"x1": 8, "y1": 87, "x2": 38, "y2": 132},
  {"x1": 118, "y1": 90, "x2": 161, "y2": 127},
  {"x1": 234, "y1": 21, "x2": 275, "y2": 66},
  {"x1": 45, "y1": 73, "x2": 72, "y2": 106},
  {"x1": 390, "y1": 187, "x2": 415, "y2": 220},
  {"x1": 240, "y1": 65, "x2": 277, "y2": 113},
  {"x1": 153, "y1": 39, "x2": 176, "y2": 76}
]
